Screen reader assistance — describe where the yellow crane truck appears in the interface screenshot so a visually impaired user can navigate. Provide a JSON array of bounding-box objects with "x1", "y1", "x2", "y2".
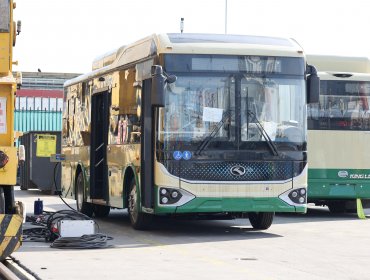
[{"x1": 0, "y1": 0, "x2": 23, "y2": 259}]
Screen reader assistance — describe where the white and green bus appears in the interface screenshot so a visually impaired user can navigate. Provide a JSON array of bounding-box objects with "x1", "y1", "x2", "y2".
[
  {"x1": 62, "y1": 33, "x2": 319, "y2": 230},
  {"x1": 307, "y1": 55, "x2": 370, "y2": 213}
]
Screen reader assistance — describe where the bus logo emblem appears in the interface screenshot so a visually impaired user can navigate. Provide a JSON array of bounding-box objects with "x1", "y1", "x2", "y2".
[
  {"x1": 338, "y1": 171, "x2": 349, "y2": 178},
  {"x1": 230, "y1": 166, "x2": 246, "y2": 176}
]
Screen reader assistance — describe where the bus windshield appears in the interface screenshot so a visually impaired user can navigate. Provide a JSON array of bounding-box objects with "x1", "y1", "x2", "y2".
[
  {"x1": 308, "y1": 80, "x2": 370, "y2": 131},
  {"x1": 158, "y1": 54, "x2": 306, "y2": 151}
]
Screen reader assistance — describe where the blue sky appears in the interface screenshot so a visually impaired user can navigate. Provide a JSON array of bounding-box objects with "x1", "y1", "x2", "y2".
[{"x1": 12, "y1": 0, "x2": 370, "y2": 74}]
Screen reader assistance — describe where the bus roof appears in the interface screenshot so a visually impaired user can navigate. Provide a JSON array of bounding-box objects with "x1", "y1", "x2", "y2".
[
  {"x1": 317, "y1": 71, "x2": 370, "y2": 82},
  {"x1": 307, "y1": 54, "x2": 370, "y2": 74},
  {"x1": 66, "y1": 33, "x2": 305, "y2": 87},
  {"x1": 94, "y1": 33, "x2": 304, "y2": 70}
]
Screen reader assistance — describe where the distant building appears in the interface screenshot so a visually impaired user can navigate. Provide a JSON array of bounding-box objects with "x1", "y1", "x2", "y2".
[
  {"x1": 14, "y1": 72, "x2": 80, "y2": 134},
  {"x1": 16, "y1": 72, "x2": 80, "y2": 111}
]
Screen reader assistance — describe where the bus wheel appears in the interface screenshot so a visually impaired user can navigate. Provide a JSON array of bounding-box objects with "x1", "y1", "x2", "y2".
[
  {"x1": 327, "y1": 201, "x2": 346, "y2": 213},
  {"x1": 248, "y1": 212, "x2": 274, "y2": 230},
  {"x1": 128, "y1": 178, "x2": 152, "y2": 230},
  {"x1": 76, "y1": 172, "x2": 93, "y2": 217},
  {"x1": 94, "y1": 205, "x2": 110, "y2": 217}
]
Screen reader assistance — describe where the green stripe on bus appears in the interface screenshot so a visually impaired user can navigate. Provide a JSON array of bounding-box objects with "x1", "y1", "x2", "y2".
[
  {"x1": 309, "y1": 168, "x2": 370, "y2": 180},
  {"x1": 155, "y1": 197, "x2": 306, "y2": 214},
  {"x1": 308, "y1": 168, "x2": 370, "y2": 199}
]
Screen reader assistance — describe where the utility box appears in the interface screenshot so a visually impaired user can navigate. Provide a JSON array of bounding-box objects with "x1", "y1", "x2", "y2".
[{"x1": 18, "y1": 131, "x2": 61, "y2": 194}]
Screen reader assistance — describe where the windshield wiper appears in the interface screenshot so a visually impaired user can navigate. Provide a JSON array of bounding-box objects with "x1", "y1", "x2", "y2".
[
  {"x1": 195, "y1": 110, "x2": 231, "y2": 156},
  {"x1": 247, "y1": 110, "x2": 279, "y2": 156}
]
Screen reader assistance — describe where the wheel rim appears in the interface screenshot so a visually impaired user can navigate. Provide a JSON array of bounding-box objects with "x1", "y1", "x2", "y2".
[
  {"x1": 128, "y1": 182, "x2": 138, "y2": 223},
  {"x1": 76, "y1": 174, "x2": 84, "y2": 211}
]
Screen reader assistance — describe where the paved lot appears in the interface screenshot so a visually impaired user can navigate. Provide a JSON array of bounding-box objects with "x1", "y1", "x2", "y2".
[{"x1": 12, "y1": 188, "x2": 370, "y2": 280}]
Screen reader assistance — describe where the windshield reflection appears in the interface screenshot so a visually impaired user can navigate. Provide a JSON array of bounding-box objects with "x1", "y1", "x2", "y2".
[{"x1": 158, "y1": 74, "x2": 306, "y2": 150}]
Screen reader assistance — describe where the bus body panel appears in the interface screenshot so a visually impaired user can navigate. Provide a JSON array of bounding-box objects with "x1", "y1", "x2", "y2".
[{"x1": 308, "y1": 130, "x2": 370, "y2": 200}]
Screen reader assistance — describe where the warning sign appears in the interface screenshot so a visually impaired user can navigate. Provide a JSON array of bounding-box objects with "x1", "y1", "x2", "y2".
[
  {"x1": 0, "y1": 97, "x2": 7, "y2": 134},
  {"x1": 36, "y1": 134, "x2": 56, "y2": 157}
]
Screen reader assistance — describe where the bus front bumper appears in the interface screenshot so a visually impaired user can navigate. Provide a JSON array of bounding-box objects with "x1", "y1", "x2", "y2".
[{"x1": 154, "y1": 186, "x2": 306, "y2": 215}]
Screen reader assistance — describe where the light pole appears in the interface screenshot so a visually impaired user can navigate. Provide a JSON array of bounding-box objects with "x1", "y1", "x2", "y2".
[
  {"x1": 225, "y1": 0, "x2": 228, "y2": 34},
  {"x1": 180, "y1": 18, "x2": 184, "y2": 33}
]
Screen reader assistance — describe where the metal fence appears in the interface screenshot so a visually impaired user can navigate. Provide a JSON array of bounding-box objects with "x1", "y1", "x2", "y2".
[{"x1": 15, "y1": 109, "x2": 62, "y2": 133}]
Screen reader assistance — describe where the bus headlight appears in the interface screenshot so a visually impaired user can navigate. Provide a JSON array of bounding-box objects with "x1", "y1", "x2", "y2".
[
  {"x1": 159, "y1": 187, "x2": 182, "y2": 205},
  {"x1": 158, "y1": 187, "x2": 195, "y2": 207},
  {"x1": 288, "y1": 188, "x2": 307, "y2": 204},
  {"x1": 279, "y1": 187, "x2": 307, "y2": 206}
]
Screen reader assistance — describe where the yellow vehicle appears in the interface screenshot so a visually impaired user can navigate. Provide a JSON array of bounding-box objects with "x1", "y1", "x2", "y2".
[
  {"x1": 62, "y1": 33, "x2": 319, "y2": 230},
  {"x1": 0, "y1": 0, "x2": 23, "y2": 259}
]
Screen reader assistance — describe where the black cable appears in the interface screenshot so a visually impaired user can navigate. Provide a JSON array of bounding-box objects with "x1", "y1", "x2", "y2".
[
  {"x1": 23, "y1": 209, "x2": 108, "y2": 246},
  {"x1": 52, "y1": 161, "x2": 84, "y2": 212},
  {"x1": 50, "y1": 233, "x2": 113, "y2": 249}
]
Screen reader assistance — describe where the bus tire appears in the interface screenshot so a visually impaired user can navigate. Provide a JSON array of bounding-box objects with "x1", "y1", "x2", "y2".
[
  {"x1": 94, "y1": 205, "x2": 110, "y2": 217},
  {"x1": 128, "y1": 178, "x2": 152, "y2": 230},
  {"x1": 76, "y1": 172, "x2": 93, "y2": 217},
  {"x1": 327, "y1": 201, "x2": 346, "y2": 214},
  {"x1": 248, "y1": 212, "x2": 274, "y2": 230}
]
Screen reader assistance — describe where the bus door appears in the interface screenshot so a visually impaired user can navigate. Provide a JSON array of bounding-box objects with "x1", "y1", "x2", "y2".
[{"x1": 90, "y1": 88, "x2": 110, "y2": 201}]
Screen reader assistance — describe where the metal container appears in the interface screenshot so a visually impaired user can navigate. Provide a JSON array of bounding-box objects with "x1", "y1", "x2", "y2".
[{"x1": 19, "y1": 131, "x2": 61, "y2": 194}]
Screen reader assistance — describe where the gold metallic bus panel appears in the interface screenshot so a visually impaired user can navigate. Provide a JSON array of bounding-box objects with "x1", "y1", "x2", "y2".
[
  {"x1": 107, "y1": 144, "x2": 140, "y2": 208},
  {"x1": 110, "y1": 70, "x2": 137, "y2": 115}
]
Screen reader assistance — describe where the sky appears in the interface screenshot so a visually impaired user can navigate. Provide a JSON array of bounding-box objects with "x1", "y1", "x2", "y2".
[{"x1": 12, "y1": 0, "x2": 370, "y2": 74}]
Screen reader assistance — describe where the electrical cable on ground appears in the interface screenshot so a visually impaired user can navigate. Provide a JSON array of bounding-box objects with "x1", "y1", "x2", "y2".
[
  {"x1": 23, "y1": 209, "x2": 113, "y2": 248},
  {"x1": 50, "y1": 233, "x2": 113, "y2": 249},
  {"x1": 22, "y1": 159, "x2": 113, "y2": 248}
]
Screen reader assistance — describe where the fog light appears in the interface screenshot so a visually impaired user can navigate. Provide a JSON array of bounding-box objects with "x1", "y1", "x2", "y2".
[
  {"x1": 291, "y1": 191, "x2": 298, "y2": 198},
  {"x1": 299, "y1": 197, "x2": 305, "y2": 203},
  {"x1": 171, "y1": 191, "x2": 179, "y2": 199},
  {"x1": 300, "y1": 189, "x2": 306, "y2": 195},
  {"x1": 160, "y1": 188, "x2": 167, "y2": 195},
  {"x1": 161, "y1": 197, "x2": 169, "y2": 204}
]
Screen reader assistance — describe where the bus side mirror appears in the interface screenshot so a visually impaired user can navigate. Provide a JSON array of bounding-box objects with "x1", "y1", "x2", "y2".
[
  {"x1": 151, "y1": 65, "x2": 177, "y2": 107},
  {"x1": 306, "y1": 64, "x2": 320, "y2": 104},
  {"x1": 151, "y1": 65, "x2": 166, "y2": 107}
]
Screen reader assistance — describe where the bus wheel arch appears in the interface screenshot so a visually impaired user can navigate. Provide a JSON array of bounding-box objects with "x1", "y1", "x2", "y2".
[{"x1": 75, "y1": 165, "x2": 93, "y2": 217}]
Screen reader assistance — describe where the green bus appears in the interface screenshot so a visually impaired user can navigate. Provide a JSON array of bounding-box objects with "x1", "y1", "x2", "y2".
[
  {"x1": 307, "y1": 55, "x2": 370, "y2": 213},
  {"x1": 61, "y1": 33, "x2": 319, "y2": 229}
]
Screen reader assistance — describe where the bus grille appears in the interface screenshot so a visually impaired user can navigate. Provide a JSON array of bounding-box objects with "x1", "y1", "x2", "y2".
[{"x1": 164, "y1": 161, "x2": 304, "y2": 181}]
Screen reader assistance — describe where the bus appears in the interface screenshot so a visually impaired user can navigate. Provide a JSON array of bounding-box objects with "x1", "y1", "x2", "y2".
[
  {"x1": 307, "y1": 54, "x2": 370, "y2": 213},
  {"x1": 62, "y1": 33, "x2": 319, "y2": 230}
]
